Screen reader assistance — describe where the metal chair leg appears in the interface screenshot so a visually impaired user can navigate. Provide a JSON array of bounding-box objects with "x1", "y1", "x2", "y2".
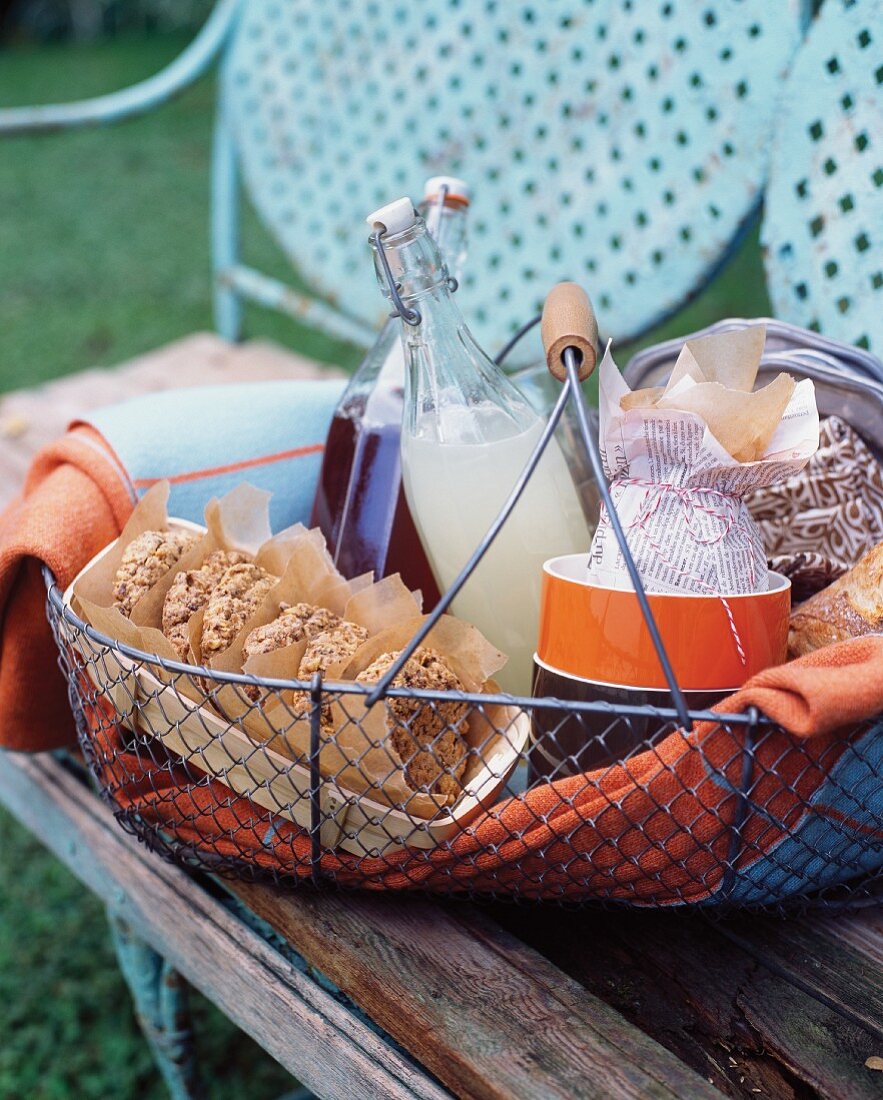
[
  {"x1": 212, "y1": 88, "x2": 243, "y2": 343},
  {"x1": 107, "y1": 913, "x2": 204, "y2": 1100}
]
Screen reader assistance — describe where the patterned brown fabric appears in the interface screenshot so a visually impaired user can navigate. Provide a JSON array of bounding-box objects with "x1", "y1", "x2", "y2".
[{"x1": 747, "y1": 417, "x2": 883, "y2": 602}]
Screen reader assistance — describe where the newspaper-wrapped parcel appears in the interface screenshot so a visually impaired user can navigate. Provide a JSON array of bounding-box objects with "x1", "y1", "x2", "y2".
[{"x1": 588, "y1": 326, "x2": 819, "y2": 595}]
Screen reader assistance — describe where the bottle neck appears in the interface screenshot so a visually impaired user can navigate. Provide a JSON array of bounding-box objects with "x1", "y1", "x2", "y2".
[
  {"x1": 420, "y1": 196, "x2": 468, "y2": 284},
  {"x1": 373, "y1": 212, "x2": 455, "y2": 308},
  {"x1": 339, "y1": 202, "x2": 468, "y2": 413},
  {"x1": 374, "y1": 216, "x2": 472, "y2": 375},
  {"x1": 373, "y1": 217, "x2": 538, "y2": 443}
]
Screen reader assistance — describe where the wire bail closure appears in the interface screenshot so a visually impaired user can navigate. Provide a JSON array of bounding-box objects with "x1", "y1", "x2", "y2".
[
  {"x1": 373, "y1": 226, "x2": 422, "y2": 326},
  {"x1": 373, "y1": 184, "x2": 459, "y2": 328}
]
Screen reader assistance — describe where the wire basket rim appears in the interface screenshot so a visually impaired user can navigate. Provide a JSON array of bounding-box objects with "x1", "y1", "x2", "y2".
[{"x1": 44, "y1": 566, "x2": 760, "y2": 726}]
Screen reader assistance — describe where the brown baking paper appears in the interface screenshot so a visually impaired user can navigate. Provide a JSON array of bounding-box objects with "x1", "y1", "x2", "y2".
[
  {"x1": 72, "y1": 481, "x2": 189, "y2": 655},
  {"x1": 74, "y1": 483, "x2": 334, "y2": 702},
  {"x1": 71, "y1": 483, "x2": 517, "y2": 820},
  {"x1": 130, "y1": 484, "x2": 314, "y2": 641},
  {"x1": 250, "y1": 611, "x2": 512, "y2": 820},
  {"x1": 590, "y1": 326, "x2": 819, "y2": 595},
  {"x1": 206, "y1": 533, "x2": 364, "y2": 718},
  {"x1": 210, "y1": 570, "x2": 422, "y2": 721},
  {"x1": 70, "y1": 481, "x2": 207, "y2": 706},
  {"x1": 624, "y1": 328, "x2": 798, "y2": 464}
]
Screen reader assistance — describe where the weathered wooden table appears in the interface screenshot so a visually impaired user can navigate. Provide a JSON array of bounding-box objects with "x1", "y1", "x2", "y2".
[{"x1": 1, "y1": 338, "x2": 881, "y2": 1100}]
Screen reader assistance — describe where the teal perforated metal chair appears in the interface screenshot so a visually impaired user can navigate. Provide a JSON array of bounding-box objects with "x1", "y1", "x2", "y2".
[
  {"x1": 3, "y1": 0, "x2": 879, "y2": 357},
  {"x1": 764, "y1": 0, "x2": 882, "y2": 352},
  {"x1": 1, "y1": 2, "x2": 881, "y2": 1095}
]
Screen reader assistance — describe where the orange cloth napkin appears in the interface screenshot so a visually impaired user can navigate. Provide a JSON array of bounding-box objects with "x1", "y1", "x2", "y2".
[
  {"x1": 0, "y1": 427, "x2": 133, "y2": 751},
  {"x1": 86, "y1": 635, "x2": 883, "y2": 902},
  {"x1": 726, "y1": 634, "x2": 883, "y2": 737}
]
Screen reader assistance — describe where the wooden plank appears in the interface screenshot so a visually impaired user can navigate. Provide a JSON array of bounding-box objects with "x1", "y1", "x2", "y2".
[
  {"x1": 492, "y1": 906, "x2": 883, "y2": 1100},
  {"x1": 721, "y1": 914, "x2": 883, "y2": 1042},
  {"x1": 232, "y1": 882, "x2": 723, "y2": 1100},
  {"x1": 0, "y1": 751, "x2": 447, "y2": 1100},
  {"x1": 808, "y1": 910, "x2": 883, "y2": 969}
]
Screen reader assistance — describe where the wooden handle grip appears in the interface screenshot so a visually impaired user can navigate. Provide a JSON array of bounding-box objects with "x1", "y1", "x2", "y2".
[{"x1": 541, "y1": 283, "x2": 599, "y2": 382}]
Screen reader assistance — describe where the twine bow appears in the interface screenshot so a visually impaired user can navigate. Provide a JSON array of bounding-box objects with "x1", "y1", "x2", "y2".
[{"x1": 621, "y1": 478, "x2": 740, "y2": 548}]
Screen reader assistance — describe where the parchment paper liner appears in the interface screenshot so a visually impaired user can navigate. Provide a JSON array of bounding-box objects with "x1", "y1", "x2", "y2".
[
  {"x1": 623, "y1": 327, "x2": 795, "y2": 464},
  {"x1": 71, "y1": 481, "x2": 514, "y2": 820},
  {"x1": 239, "y1": 612, "x2": 510, "y2": 820},
  {"x1": 209, "y1": 570, "x2": 423, "y2": 718},
  {"x1": 73, "y1": 482, "x2": 328, "y2": 703}
]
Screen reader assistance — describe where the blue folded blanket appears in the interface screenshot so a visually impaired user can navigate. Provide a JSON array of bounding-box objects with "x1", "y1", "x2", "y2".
[{"x1": 84, "y1": 379, "x2": 345, "y2": 529}]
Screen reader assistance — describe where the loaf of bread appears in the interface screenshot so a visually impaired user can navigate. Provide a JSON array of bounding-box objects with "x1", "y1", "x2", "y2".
[{"x1": 788, "y1": 543, "x2": 883, "y2": 657}]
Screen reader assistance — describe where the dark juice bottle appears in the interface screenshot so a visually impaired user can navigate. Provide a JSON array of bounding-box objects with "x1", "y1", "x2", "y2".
[
  {"x1": 312, "y1": 356, "x2": 441, "y2": 603},
  {"x1": 310, "y1": 177, "x2": 470, "y2": 607}
]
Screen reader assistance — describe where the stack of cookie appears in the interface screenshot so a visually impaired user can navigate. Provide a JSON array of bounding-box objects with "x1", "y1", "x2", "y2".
[
  {"x1": 74, "y1": 480, "x2": 510, "y2": 813},
  {"x1": 107, "y1": 530, "x2": 477, "y2": 806}
]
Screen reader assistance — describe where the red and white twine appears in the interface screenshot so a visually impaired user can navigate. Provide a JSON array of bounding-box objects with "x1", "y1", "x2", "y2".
[{"x1": 604, "y1": 478, "x2": 752, "y2": 668}]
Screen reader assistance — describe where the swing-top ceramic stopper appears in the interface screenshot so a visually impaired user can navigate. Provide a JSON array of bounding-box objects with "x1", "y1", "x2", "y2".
[
  {"x1": 423, "y1": 176, "x2": 471, "y2": 206},
  {"x1": 366, "y1": 198, "x2": 418, "y2": 237}
]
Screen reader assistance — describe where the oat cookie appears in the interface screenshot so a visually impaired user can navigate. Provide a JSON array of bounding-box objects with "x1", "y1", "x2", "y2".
[
  {"x1": 297, "y1": 620, "x2": 369, "y2": 679},
  {"x1": 113, "y1": 529, "x2": 198, "y2": 618},
  {"x1": 356, "y1": 647, "x2": 469, "y2": 801},
  {"x1": 287, "y1": 618, "x2": 370, "y2": 723},
  {"x1": 242, "y1": 603, "x2": 344, "y2": 664},
  {"x1": 162, "y1": 549, "x2": 251, "y2": 659},
  {"x1": 201, "y1": 562, "x2": 277, "y2": 659}
]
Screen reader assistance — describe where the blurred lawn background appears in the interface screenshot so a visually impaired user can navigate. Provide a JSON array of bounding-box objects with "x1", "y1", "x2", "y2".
[{"x1": 0, "y1": 22, "x2": 771, "y2": 1100}]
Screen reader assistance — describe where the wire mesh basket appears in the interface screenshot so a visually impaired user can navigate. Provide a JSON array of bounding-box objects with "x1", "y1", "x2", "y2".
[
  {"x1": 43, "y1": 288, "x2": 883, "y2": 910},
  {"x1": 44, "y1": 369, "x2": 883, "y2": 908},
  {"x1": 44, "y1": 572, "x2": 883, "y2": 910}
]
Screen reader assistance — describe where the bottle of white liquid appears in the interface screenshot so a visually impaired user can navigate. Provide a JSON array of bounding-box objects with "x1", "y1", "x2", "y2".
[
  {"x1": 366, "y1": 199, "x2": 590, "y2": 693},
  {"x1": 311, "y1": 177, "x2": 471, "y2": 608}
]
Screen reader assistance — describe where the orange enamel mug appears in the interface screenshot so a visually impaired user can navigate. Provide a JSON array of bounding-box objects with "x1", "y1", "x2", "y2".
[{"x1": 537, "y1": 554, "x2": 791, "y2": 692}]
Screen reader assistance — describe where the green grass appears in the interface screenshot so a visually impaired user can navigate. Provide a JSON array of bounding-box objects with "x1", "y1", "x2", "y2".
[
  {"x1": 0, "y1": 806, "x2": 296, "y2": 1100},
  {"x1": 0, "y1": 33, "x2": 361, "y2": 394},
  {"x1": 0, "y1": 29, "x2": 772, "y2": 1099}
]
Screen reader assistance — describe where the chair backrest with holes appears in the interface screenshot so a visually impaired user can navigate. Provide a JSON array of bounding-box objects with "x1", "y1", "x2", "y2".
[
  {"x1": 220, "y1": 0, "x2": 809, "y2": 353},
  {"x1": 3, "y1": 0, "x2": 880, "y2": 355},
  {"x1": 764, "y1": 0, "x2": 883, "y2": 355}
]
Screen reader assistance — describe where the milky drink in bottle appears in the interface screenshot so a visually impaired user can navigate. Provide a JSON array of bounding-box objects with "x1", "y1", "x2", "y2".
[
  {"x1": 311, "y1": 178, "x2": 471, "y2": 606},
  {"x1": 367, "y1": 198, "x2": 590, "y2": 693}
]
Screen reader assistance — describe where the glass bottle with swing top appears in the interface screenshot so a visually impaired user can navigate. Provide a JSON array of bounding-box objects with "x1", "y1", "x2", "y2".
[
  {"x1": 311, "y1": 177, "x2": 470, "y2": 604},
  {"x1": 367, "y1": 197, "x2": 590, "y2": 693}
]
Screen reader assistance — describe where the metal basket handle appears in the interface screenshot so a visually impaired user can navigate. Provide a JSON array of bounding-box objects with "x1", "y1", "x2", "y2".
[{"x1": 541, "y1": 283, "x2": 691, "y2": 730}]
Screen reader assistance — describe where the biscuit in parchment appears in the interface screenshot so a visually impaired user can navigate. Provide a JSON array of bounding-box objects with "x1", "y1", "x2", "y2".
[
  {"x1": 201, "y1": 562, "x2": 276, "y2": 660},
  {"x1": 162, "y1": 549, "x2": 251, "y2": 660},
  {"x1": 297, "y1": 620, "x2": 369, "y2": 679},
  {"x1": 287, "y1": 618, "x2": 369, "y2": 723},
  {"x1": 356, "y1": 647, "x2": 469, "y2": 802},
  {"x1": 113, "y1": 529, "x2": 198, "y2": 618},
  {"x1": 242, "y1": 603, "x2": 344, "y2": 664}
]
